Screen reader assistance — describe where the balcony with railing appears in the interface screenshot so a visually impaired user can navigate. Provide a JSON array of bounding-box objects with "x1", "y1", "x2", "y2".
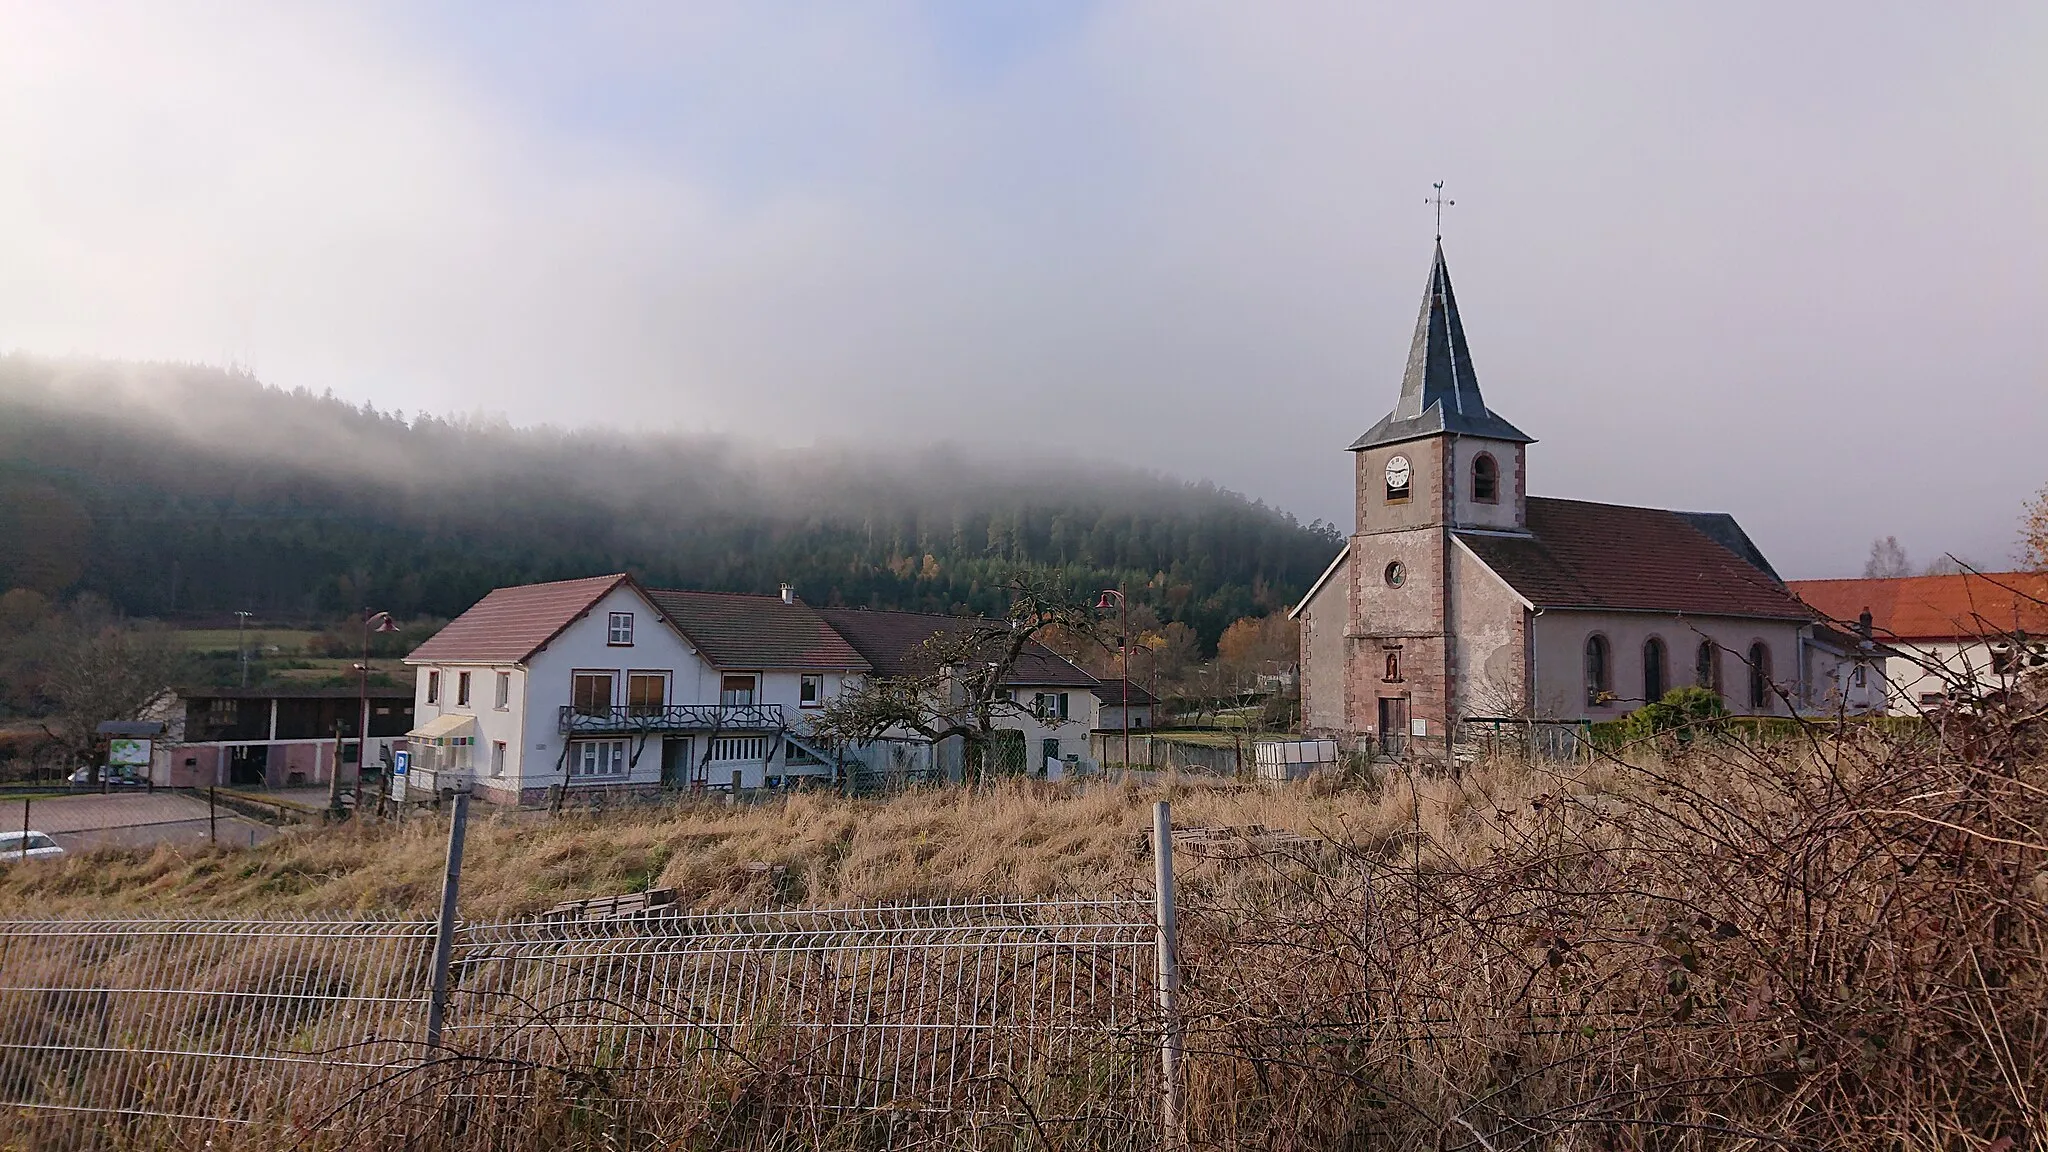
[{"x1": 559, "y1": 703, "x2": 785, "y2": 736}]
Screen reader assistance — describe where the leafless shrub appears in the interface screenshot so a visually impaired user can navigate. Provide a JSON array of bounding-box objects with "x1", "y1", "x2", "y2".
[{"x1": 1171, "y1": 679, "x2": 2048, "y2": 1150}]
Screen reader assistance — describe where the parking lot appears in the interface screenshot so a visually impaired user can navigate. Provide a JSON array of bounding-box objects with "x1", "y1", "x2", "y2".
[{"x1": 9, "y1": 792, "x2": 279, "y2": 854}]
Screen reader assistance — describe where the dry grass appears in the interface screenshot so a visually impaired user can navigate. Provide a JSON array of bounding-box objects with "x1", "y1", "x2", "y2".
[
  {"x1": 5, "y1": 718, "x2": 2044, "y2": 1150},
  {"x1": 0, "y1": 761, "x2": 1616, "y2": 921}
]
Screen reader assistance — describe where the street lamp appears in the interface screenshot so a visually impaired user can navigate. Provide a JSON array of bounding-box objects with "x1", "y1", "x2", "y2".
[
  {"x1": 1095, "y1": 587, "x2": 1131, "y2": 776},
  {"x1": 344, "y1": 609, "x2": 401, "y2": 815}
]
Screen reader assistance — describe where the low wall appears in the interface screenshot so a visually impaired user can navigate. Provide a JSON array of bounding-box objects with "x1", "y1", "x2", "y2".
[{"x1": 1088, "y1": 732, "x2": 1243, "y2": 776}]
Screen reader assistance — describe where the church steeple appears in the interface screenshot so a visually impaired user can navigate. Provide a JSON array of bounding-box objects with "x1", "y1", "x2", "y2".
[{"x1": 1349, "y1": 243, "x2": 1533, "y2": 451}]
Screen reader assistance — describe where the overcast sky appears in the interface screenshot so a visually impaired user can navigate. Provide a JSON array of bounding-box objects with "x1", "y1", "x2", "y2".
[{"x1": 3, "y1": 2, "x2": 2043, "y2": 578}]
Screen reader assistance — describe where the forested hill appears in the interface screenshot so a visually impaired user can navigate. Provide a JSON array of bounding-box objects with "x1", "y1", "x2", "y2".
[{"x1": 0, "y1": 356, "x2": 1340, "y2": 646}]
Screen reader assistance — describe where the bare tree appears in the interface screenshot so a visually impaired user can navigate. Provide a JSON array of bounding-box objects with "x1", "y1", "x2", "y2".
[
  {"x1": 1862, "y1": 535, "x2": 1911, "y2": 578},
  {"x1": 1921, "y1": 553, "x2": 1979, "y2": 576},
  {"x1": 2024, "y1": 482, "x2": 2048, "y2": 571},
  {"x1": 809, "y1": 576, "x2": 1104, "y2": 781},
  {"x1": 40, "y1": 605, "x2": 180, "y2": 780}
]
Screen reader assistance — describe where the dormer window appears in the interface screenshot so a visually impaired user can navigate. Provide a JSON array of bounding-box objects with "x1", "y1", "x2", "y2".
[
  {"x1": 607, "y1": 612, "x2": 634, "y2": 646},
  {"x1": 1472, "y1": 453, "x2": 1498, "y2": 503}
]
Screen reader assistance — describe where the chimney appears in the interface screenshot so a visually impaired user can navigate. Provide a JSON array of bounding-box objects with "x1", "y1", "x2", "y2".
[
  {"x1": 779, "y1": 583, "x2": 794, "y2": 605},
  {"x1": 1857, "y1": 608, "x2": 1873, "y2": 640}
]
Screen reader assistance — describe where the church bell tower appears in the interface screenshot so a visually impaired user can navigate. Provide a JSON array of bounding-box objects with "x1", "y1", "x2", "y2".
[{"x1": 1343, "y1": 242, "x2": 1533, "y2": 748}]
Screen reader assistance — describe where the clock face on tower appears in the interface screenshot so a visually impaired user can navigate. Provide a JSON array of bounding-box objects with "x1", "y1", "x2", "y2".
[{"x1": 1384, "y1": 454, "x2": 1412, "y2": 490}]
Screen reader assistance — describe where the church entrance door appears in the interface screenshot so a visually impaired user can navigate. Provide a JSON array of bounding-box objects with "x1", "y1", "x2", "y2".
[{"x1": 1377, "y1": 698, "x2": 1409, "y2": 756}]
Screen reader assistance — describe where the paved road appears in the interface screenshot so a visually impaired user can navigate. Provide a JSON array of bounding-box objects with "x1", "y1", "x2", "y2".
[{"x1": 9, "y1": 793, "x2": 277, "y2": 853}]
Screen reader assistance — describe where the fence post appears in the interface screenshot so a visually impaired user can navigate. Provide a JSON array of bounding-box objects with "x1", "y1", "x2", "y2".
[
  {"x1": 1152, "y1": 799, "x2": 1184, "y2": 1149},
  {"x1": 424, "y1": 790, "x2": 471, "y2": 1055},
  {"x1": 18, "y1": 798, "x2": 26, "y2": 862},
  {"x1": 208, "y1": 787, "x2": 216, "y2": 845}
]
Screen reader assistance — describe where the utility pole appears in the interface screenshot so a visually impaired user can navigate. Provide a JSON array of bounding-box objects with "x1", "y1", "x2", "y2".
[
  {"x1": 1095, "y1": 587, "x2": 1131, "y2": 774},
  {"x1": 234, "y1": 611, "x2": 254, "y2": 688}
]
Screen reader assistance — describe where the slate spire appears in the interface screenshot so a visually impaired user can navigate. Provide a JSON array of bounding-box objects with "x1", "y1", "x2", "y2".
[
  {"x1": 1395, "y1": 241, "x2": 1485, "y2": 422},
  {"x1": 1349, "y1": 243, "x2": 1533, "y2": 451}
]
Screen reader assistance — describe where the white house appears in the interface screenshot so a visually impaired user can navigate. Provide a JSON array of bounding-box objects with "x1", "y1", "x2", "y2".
[
  {"x1": 1788, "y1": 572, "x2": 2048, "y2": 714},
  {"x1": 404, "y1": 576, "x2": 1102, "y2": 804},
  {"x1": 404, "y1": 575, "x2": 868, "y2": 805},
  {"x1": 815, "y1": 607, "x2": 1100, "y2": 778},
  {"x1": 1091, "y1": 679, "x2": 1159, "y2": 731}
]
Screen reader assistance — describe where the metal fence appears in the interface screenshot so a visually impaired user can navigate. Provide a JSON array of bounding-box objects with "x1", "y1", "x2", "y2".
[
  {"x1": 0, "y1": 899, "x2": 1161, "y2": 1145},
  {"x1": 0, "y1": 918, "x2": 439, "y2": 1128}
]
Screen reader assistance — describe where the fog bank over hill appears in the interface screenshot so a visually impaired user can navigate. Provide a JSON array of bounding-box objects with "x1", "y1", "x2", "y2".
[{"x1": 0, "y1": 356, "x2": 1338, "y2": 645}]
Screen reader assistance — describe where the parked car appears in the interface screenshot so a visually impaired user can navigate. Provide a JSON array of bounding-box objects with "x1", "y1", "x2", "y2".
[
  {"x1": 69, "y1": 767, "x2": 146, "y2": 788},
  {"x1": 0, "y1": 831, "x2": 64, "y2": 862}
]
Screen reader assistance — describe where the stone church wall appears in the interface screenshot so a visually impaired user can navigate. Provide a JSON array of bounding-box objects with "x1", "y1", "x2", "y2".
[
  {"x1": 1531, "y1": 611, "x2": 1808, "y2": 720},
  {"x1": 1296, "y1": 553, "x2": 1349, "y2": 734},
  {"x1": 1449, "y1": 542, "x2": 1529, "y2": 719}
]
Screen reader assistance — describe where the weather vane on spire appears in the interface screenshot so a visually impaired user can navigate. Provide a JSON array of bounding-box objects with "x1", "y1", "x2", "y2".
[{"x1": 1427, "y1": 181, "x2": 1454, "y2": 240}]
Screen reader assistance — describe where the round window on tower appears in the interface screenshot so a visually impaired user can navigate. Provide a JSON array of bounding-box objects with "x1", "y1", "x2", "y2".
[{"x1": 1384, "y1": 561, "x2": 1406, "y2": 588}]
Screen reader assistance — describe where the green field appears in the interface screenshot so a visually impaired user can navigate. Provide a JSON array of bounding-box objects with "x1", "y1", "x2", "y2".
[{"x1": 173, "y1": 628, "x2": 324, "y2": 655}]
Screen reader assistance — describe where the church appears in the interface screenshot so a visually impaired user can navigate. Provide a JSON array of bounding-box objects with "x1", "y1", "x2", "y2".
[{"x1": 1291, "y1": 244, "x2": 1885, "y2": 751}]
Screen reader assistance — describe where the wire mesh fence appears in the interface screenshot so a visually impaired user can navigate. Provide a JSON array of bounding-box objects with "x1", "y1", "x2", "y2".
[{"x1": 0, "y1": 899, "x2": 1160, "y2": 1147}]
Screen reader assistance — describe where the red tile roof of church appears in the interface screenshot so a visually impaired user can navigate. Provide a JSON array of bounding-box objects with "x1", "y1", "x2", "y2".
[
  {"x1": 1456, "y1": 498, "x2": 1813, "y2": 620},
  {"x1": 1787, "y1": 572, "x2": 2048, "y2": 642}
]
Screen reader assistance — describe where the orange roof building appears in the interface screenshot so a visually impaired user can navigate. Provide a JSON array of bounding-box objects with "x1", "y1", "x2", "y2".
[{"x1": 1787, "y1": 572, "x2": 2048, "y2": 711}]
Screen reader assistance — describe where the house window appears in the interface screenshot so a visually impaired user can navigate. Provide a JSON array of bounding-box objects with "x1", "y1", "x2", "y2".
[
  {"x1": 572, "y1": 672, "x2": 615, "y2": 717},
  {"x1": 1747, "y1": 642, "x2": 1773, "y2": 710},
  {"x1": 720, "y1": 674, "x2": 758, "y2": 707},
  {"x1": 456, "y1": 671, "x2": 472, "y2": 707},
  {"x1": 800, "y1": 673, "x2": 823, "y2": 708},
  {"x1": 426, "y1": 670, "x2": 441, "y2": 705},
  {"x1": 1695, "y1": 641, "x2": 1721, "y2": 696},
  {"x1": 1851, "y1": 665, "x2": 1867, "y2": 688},
  {"x1": 494, "y1": 671, "x2": 511, "y2": 710},
  {"x1": 569, "y1": 739, "x2": 628, "y2": 779},
  {"x1": 1584, "y1": 634, "x2": 1612, "y2": 705},
  {"x1": 711, "y1": 735, "x2": 769, "y2": 763},
  {"x1": 1472, "y1": 453, "x2": 1499, "y2": 503},
  {"x1": 1383, "y1": 650, "x2": 1402, "y2": 683},
  {"x1": 628, "y1": 672, "x2": 667, "y2": 716},
  {"x1": 607, "y1": 612, "x2": 634, "y2": 646},
  {"x1": 490, "y1": 741, "x2": 506, "y2": 778},
  {"x1": 1034, "y1": 692, "x2": 1070, "y2": 721},
  {"x1": 1643, "y1": 637, "x2": 1668, "y2": 703}
]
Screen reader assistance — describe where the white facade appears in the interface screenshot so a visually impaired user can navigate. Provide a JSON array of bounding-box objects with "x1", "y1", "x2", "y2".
[
  {"x1": 1009, "y1": 685, "x2": 1099, "y2": 771},
  {"x1": 408, "y1": 584, "x2": 858, "y2": 804},
  {"x1": 407, "y1": 579, "x2": 1105, "y2": 804},
  {"x1": 1881, "y1": 639, "x2": 2046, "y2": 714}
]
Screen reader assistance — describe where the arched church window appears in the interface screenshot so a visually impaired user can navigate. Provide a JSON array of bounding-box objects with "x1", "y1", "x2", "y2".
[
  {"x1": 1584, "y1": 635, "x2": 1612, "y2": 706},
  {"x1": 1643, "y1": 637, "x2": 1667, "y2": 703},
  {"x1": 1747, "y1": 642, "x2": 1772, "y2": 710},
  {"x1": 1472, "y1": 453, "x2": 1499, "y2": 503},
  {"x1": 1695, "y1": 640, "x2": 1721, "y2": 696}
]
